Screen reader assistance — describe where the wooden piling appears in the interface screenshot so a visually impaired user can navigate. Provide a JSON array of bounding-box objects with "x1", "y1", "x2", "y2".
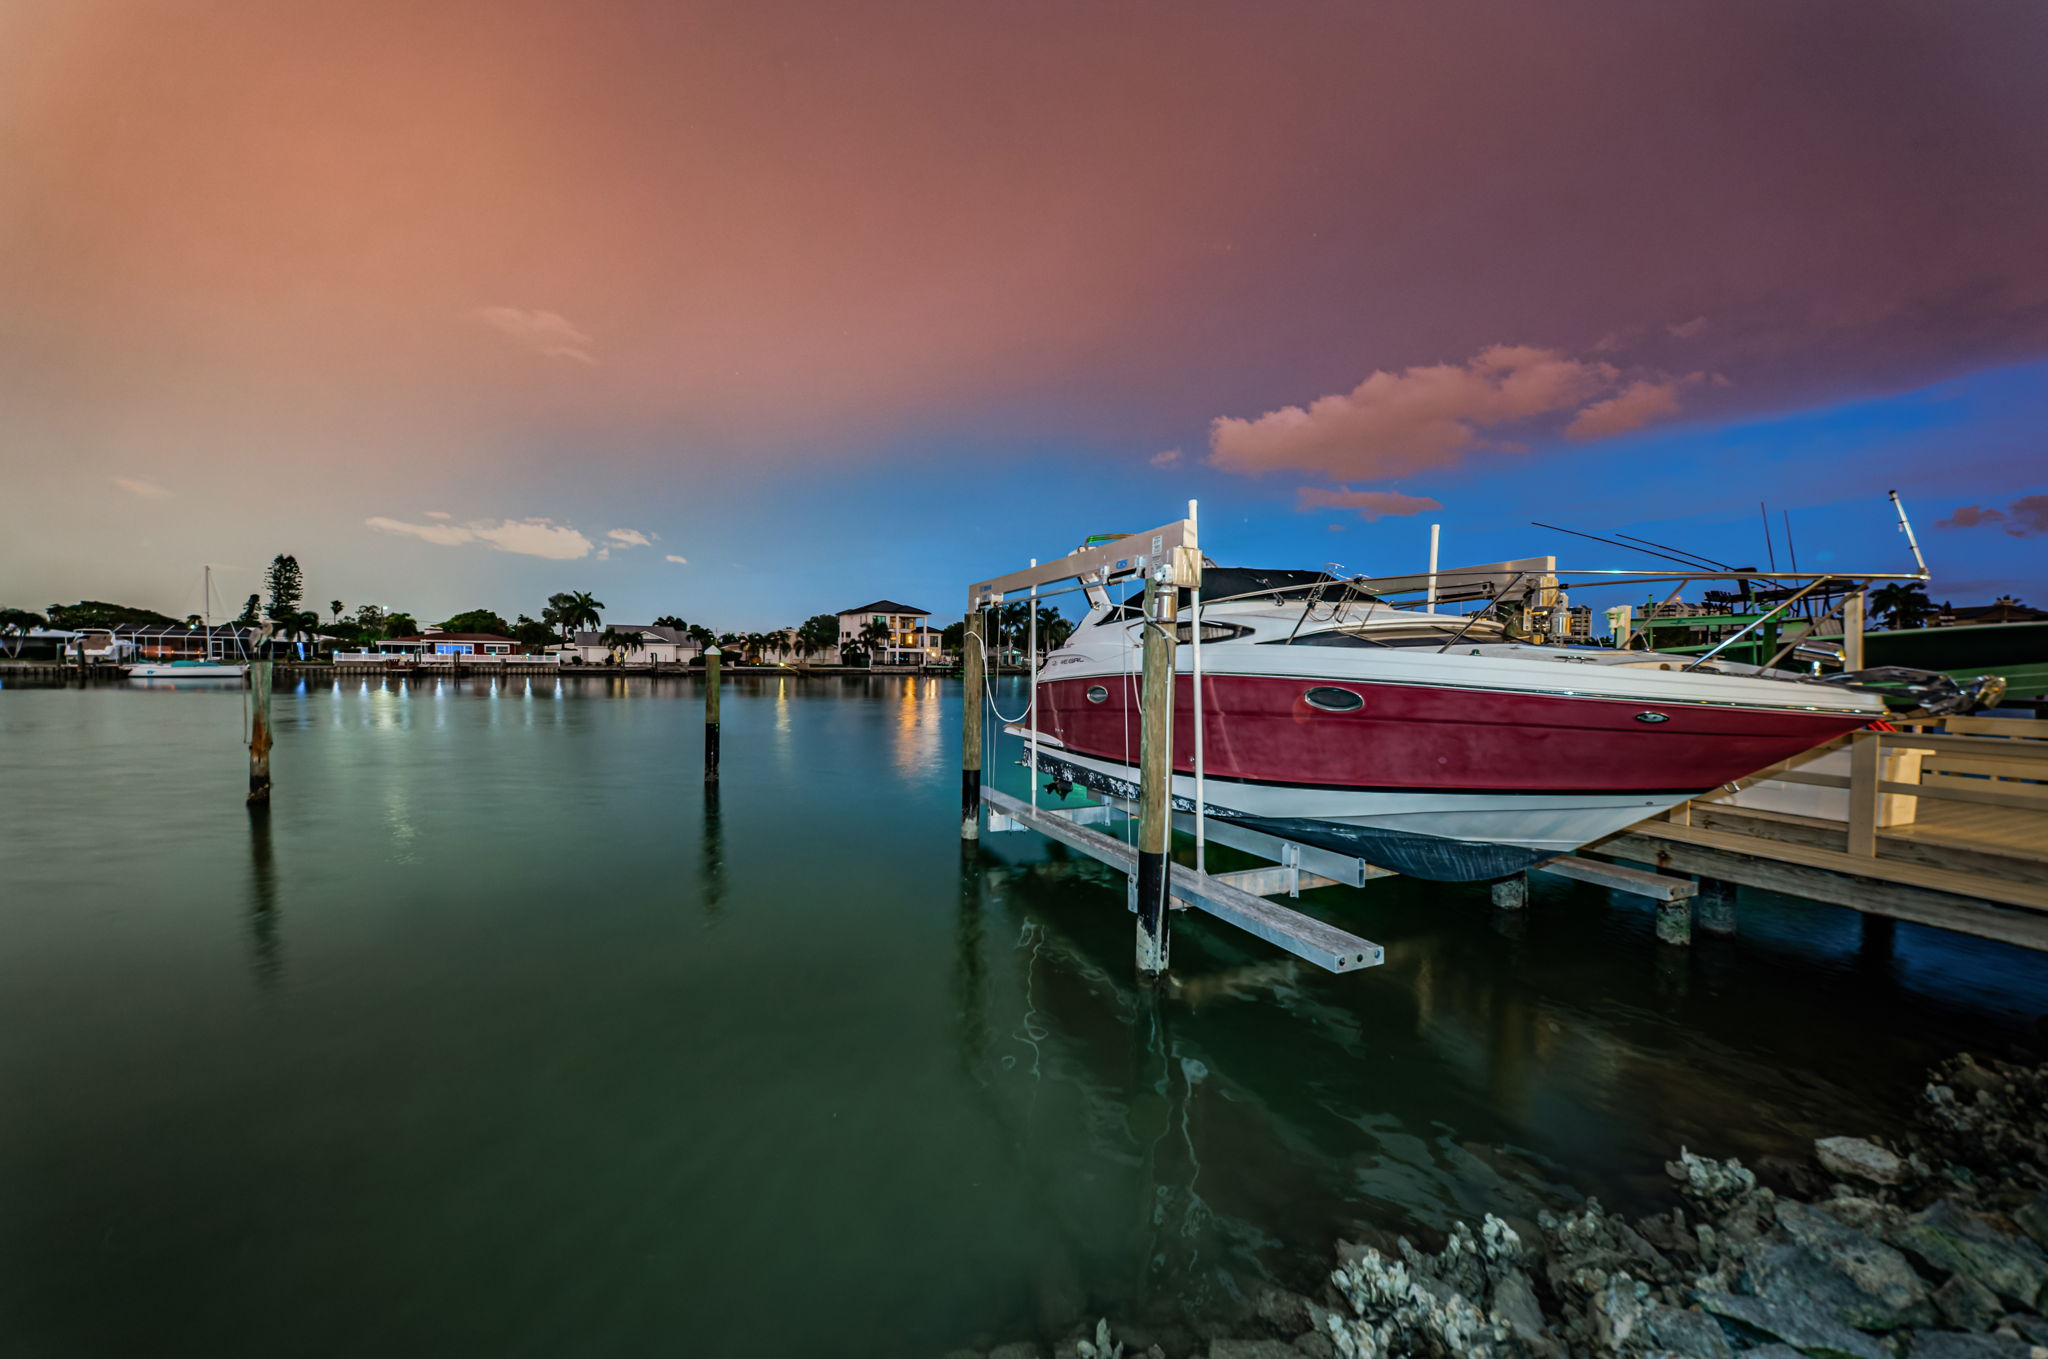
[
  {"x1": 248, "y1": 636, "x2": 274, "y2": 805},
  {"x1": 1134, "y1": 571, "x2": 1177, "y2": 975},
  {"x1": 1843, "y1": 589, "x2": 1866, "y2": 671},
  {"x1": 703, "y1": 645, "x2": 722, "y2": 784},
  {"x1": 1655, "y1": 896, "x2": 1693, "y2": 946},
  {"x1": 960, "y1": 609, "x2": 985, "y2": 839},
  {"x1": 1697, "y1": 878, "x2": 1737, "y2": 934}
]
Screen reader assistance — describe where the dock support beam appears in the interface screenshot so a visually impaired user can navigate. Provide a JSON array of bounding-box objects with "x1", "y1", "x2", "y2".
[
  {"x1": 247, "y1": 644, "x2": 274, "y2": 805},
  {"x1": 1490, "y1": 874, "x2": 1528, "y2": 911},
  {"x1": 1134, "y1": 572, "x2": 1177, "y2": 975},
  {"x1": 960, "y1": 610, "x2": 985, "y2": 839},
  {"x1": 703, "y1": 646, "x2": 721, "y2": 784},
  {"x1": 1697, "y1": 878, "x2": 1737, "y2": 935}
]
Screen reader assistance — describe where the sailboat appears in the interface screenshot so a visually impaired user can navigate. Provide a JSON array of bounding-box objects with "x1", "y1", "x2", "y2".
[{"x1": 127, "y1": 567, "x2": 252, "y2": 681}]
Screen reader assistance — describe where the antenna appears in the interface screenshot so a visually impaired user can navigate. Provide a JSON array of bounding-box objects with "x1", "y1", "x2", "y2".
[
  {"x1": 1615, "y1": 532, "x2": 1732, "y2": 571},
  {"x1": 1889, "y1": 490, "x2": 1929, "y2": 578},
  {"x1": 1759, "y1": 502, "x2": 1777, "y2": 572},
  {"x1": 1531, "y1": 522, "x2": 1723, "y2": 573}
]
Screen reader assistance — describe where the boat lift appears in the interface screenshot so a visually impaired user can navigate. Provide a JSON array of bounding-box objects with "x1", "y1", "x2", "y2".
[{"x1": 957, "y1": 502, "x2": 1947, "y2": 978}]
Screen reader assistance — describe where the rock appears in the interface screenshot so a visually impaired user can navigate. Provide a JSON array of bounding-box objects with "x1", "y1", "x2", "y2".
[
  {"x1": 1907, "y1": 1330, "x2": 2040, "y2": 1359},
  {"x1": 1249, "y1": 1287, "x2": 1314, "y2": 1337},
  {"x1": 1891, "y1": 1200, "x2": 2048, "y2": 1310},
  {"x1": 2016, "y1": 1192, "x2": 2048, "y2": 1252},
  {"x1": 1642, "y1": 1303, "x2": 1733, "y2": 1359},
  {"x1": 1206, "y1": 1342, "x2": 1297, "y2": 1359},
  {"x1": 2000, "y1": 1314, "x2": 2048, "y2": 1346},
  {"x1": 1289, "y1": 1333, "x2": 1336, "y2": 1359},
  {"x1": 941, "y1": 1351, "x2": 985, "y2": 1359},
  {"x1": 990, "y1": 1345, "x2": 1044, "y2": 1359},
  {"x1": 1696, "y1": 1292, "x2": 1887, "y2": 1359},
  {"x1": 1817, "y1": 1195, "x2": 1904, "y2": 1238},
  {"x1": 1745, "y1": 1348, "x2": 1811, "y2": 1359},
  {"x1": 1490, "y1": 1268, "x2": 1555, "y2": 1351},
  {"x1": 1816, "y1": 1137, "x2": 1909, "y2": 1186},
  {"x1": 1754, "y1": 1199, "x2": 1935, "y2": 1330},
  {"x1": 1934, "y1": 1274, "x2": 2004, "y2": 1332}
]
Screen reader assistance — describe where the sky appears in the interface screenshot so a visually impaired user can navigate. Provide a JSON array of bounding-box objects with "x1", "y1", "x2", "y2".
[{"x1": 4, "y1": 0, "x2": 2045, "y2": 631}]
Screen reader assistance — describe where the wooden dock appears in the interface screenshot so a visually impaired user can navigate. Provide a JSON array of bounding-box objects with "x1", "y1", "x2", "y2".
[{"x1": 1593, "y1": 714, "x2": 2048, "y2": 950}]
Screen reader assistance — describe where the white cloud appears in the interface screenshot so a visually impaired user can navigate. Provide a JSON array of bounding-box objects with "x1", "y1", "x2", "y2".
[
  {"x1": 475, "y1": 307, "x2": 599, "y2": 365},
  {"x1": 365, "y1": 514, "x2": 595, "y2": 559},
  {"x1": 112, "y1": 475, "x2": 172, "y2": 499},
  {"x1": 665, "y1": 554, "x2": 689, "y2": 565},
  {"x1": 606, "y1": 528, "x2": 653, "y2": 547},
  {"x1": 366, "y1": 515, "x2": 476, "y2": 547},
  {"x1": 424, "y1": 510, "x2": 453, "y2": 520}
]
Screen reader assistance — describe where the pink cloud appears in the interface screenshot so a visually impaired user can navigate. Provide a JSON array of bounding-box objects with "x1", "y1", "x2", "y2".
[
  {"x1": 1296, "y1": 486, "x2": 1444, "y2": 521},
  {"x1": 475, "y1": 307, "x2": 599, "y2": 366},
  {"x1": 1206, "y1": 345, "x2": 1688, "y2": 480},
  {"x1": 1150, "y1": 448, "x2": 1183, "y2": 467},
  {"x1": 1937, "y1": 504, "x2": 2006, "y2": 530},
  {"x1": 1564, "y1": 380, "x2": 1684, "y2": 439},
  {"x1": 1666, "y1": 316, "x2": 1709, "y2": 340},
  {"x1": 2009, "y1": 495, "x2": 2048, "y2": 536}
]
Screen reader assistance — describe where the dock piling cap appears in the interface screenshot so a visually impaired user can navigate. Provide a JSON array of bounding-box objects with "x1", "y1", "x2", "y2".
[{"x1": 705, "y1": 645, "x2": 720, "y2": 655}]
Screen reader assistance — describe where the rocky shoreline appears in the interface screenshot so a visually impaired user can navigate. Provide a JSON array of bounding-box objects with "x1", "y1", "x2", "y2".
[{"x1": 951, "y1": 1055, "x2": 2048, "y2": 1359}]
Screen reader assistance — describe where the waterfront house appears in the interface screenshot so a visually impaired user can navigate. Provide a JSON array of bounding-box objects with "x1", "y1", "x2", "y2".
[
  {"x1": 568, "y1": 625, "x2": 698, "y2": 666},
  {"x1": 380, "y1": 631, "x2": 525, "y2": 657},
  {"x1": 835, "y1": 600, "x2": 932, "y2": 666}
]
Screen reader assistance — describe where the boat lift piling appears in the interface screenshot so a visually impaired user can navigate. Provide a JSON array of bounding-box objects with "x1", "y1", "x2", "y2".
[
  {"x1": 703, "y1": 645, "x2": 721, "y2": 784},
  {"x1": 965, "y1": 511, "x2": 1386, "y2": 978},
  {"x1": 247, "y1": 624, "x2": 275, "y2": 806}
]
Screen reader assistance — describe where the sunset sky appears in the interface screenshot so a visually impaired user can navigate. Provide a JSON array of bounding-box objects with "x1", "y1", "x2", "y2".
[{"x1": 5, "y1": 0, "x2": 2045, "y2": 630}]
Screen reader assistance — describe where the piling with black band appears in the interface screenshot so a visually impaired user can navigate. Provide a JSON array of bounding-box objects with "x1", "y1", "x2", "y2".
[
  {"x1": 247, "y1": 634, "x2": 274, "y2": 805},
  {"x1": 1134, "y1": 570, "x2": 1177, "y2": 974},
  {"x1": 960, "y1": 609, "x2": 985, "y2": 839},
  {"x1": 704, "y1": 646, "x2": 721, "y2": 784}
]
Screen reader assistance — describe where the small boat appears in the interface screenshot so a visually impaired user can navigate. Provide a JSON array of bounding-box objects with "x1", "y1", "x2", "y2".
[
  {"x1": 127, "y1": 659, "x2": 250, "y2": 680},
  {"x1": 1010, "y1": 567, "x2": 1989, "y2": 882}
]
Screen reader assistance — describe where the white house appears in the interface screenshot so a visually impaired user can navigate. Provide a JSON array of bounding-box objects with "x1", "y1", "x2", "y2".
[
  {"x1": 835, "y1": 600, "x2": 932, "y2": 666},
  {"x1": 569, "y1": 625, "x2": 699, "y2": 666}
]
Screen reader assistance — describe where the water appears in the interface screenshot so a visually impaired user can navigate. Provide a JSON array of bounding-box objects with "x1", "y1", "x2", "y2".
[{"x1": 1, "y1": 674, "x2": 2042, "y2": 1358}]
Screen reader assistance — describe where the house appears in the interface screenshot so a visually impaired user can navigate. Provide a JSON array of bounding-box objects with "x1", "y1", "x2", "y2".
[
  {"x1": 568, "y1": 625, "x2": 698, "y2": 666},
  {"x1": 380, "y1": 631, "x2": 525, "y2": 657},
  {"x1": 835, "y1": 600, "x2": 932, "y2": 666}
]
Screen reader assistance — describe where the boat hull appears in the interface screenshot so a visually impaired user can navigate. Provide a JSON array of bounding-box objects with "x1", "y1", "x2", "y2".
[
  {"x1": 1015, "y1": 669, "x2": 1875, "y2": 881},
  {"x1": 127, "y1": 663, "x2": 250, "y2": 679}
]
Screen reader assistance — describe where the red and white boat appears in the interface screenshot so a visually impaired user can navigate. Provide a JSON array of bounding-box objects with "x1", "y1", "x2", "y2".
[{"x1": 1010, "y1": 567, "x2": 1903, "y2": 881}]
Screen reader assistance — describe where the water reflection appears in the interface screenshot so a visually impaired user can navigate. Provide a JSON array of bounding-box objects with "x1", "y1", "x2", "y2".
[
  {"x1": 246, "y1": 806, "x2": 282, "y2": 993},
  {"x1": 892, "y1": 675, "x2": 943, "y2": 778},
  {"x1": 701, "y1": 784, "x2": 725, "y2": 920}
]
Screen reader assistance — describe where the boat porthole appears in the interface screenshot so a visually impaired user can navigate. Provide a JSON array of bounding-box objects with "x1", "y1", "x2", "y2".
[
  {"x1": 1085, "y1": 685, "x2": 1109, "y2": 703},
  {"x1": 1635, "y1": 711, "x2": 1670, "y2": 724},
  {"x1": 1304, "y1": 685, "x2": 1364, "y2": 713}
]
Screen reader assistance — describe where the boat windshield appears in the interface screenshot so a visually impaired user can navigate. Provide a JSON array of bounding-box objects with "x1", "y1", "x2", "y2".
[{"x1": 1278, "y1": 618, "x2": 1509, "y2": 648}]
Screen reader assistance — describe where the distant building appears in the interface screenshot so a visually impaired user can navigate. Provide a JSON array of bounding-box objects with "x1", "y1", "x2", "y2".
[
  {"x1": 835, "y1": 600, "x2": 932, "y2": 666},
  {"x1": 1938, "y1": 595, "x2": 2046, "y2": 626},
  {"x1": 568, "y1": 625, "x2": 697, "y2": 666}
]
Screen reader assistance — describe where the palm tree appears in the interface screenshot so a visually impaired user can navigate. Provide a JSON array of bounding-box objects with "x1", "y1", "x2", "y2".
[
  {"x1": 1870, "y1": 582, "x2": 1933, "y2": 631},
  {"x1": 597, "y1": 625, "x2": 643, "y2": 665},
  {"x1": 653, "y1": 614, "x2": 687, "y2": 630},
  {"x1": 545, "y1": 591, "x2": 605, "y2": 641},
  {"x1": 861, "y1": 616, "x2": 894, "y2": 664},
  {"x1": 330, "y1": 600, "x2": 344, "y2": 622},
  {"x1": 686, "y1": 624, "x2": 716, "y2": 652}
]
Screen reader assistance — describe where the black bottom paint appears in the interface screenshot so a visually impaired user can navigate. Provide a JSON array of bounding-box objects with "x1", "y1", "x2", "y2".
[
  {"x1": 961, "y1": 769, "x2": 981, "y2": 826},
  {"x1": 704, "y1": 724, "x2": 720, "y2": 782},
  {"x1": 1134, "y1": 847, "x2": 1169, "y2": 962}
]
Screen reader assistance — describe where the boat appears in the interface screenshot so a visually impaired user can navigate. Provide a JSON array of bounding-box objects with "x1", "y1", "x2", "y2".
[
  {"x1": 125, "y1": 566, "x2": 251, "y2": 681},
  {"x1": 127, "y1": 658, "x2": 250, "y2": 680},
  {"x1": 1007, "y1": 566, "x2": 1992, "y2": 882}
]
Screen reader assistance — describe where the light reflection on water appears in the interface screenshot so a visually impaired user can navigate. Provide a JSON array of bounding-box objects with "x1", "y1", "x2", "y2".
[{"x1": 0, "y1": 674, "x2": 2042, "y2": 1358}]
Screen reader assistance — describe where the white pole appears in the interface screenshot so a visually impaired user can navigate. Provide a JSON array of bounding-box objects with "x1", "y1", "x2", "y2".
[
  {"x1": 1028, "y1": 559, "x2": 1040, "y2": 811},
  {"x1": 1189, "y1": 499, "x2": 1205, "y2": 877},
  {"x1": 1426, "y1": 523, "x2": 1440, "y2": 607},
  {"x1": 1888, "y1": 490, "x2": 1929, "y2": 579}
]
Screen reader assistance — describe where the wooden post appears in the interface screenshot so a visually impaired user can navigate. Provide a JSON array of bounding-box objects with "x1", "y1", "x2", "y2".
[
  {"x1": 1134, "y1": 570, "x2": 1177, "y2": 975},
  {"x1": 1843, "y1": 589, "x2": 1866, "y2": 671},
  {"x1": 960, "y1": 609, "x2": 985, "y2": 839},
  {"x1": 248, "y1": 630, "x2": 274, "y2": 805},
  {"x1": 1490, "y1": 874, "x2": 1528, "y2": 911},
  {"x1": 703, "y1": 645, "x2": 721, "y2": 784},
  {"x1": 1847, "y1": 728, "x2": 1880, "y2": 856},
  {"x1": 1655, "y1": 896, "x2": 1693, "y2": 946}
]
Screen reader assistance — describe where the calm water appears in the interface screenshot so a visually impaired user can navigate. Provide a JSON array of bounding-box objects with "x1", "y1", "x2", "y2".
[{"x1": 2, "y1": 674, "x2": 2043, "y2": 1358}]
